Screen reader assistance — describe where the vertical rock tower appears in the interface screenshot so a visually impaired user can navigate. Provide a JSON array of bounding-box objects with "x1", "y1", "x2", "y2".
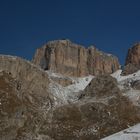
[{"x1": 123, "y1": 43, "x2": 140, "y2": 75}]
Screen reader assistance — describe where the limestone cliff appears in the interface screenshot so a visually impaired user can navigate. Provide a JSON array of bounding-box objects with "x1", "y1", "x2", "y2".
[
  {"x1": 123, "y1": 43, "x2": 140, "y2": 75},
  {"x1": 33, "y1": 40, "x2": 120, "y2": 77}
]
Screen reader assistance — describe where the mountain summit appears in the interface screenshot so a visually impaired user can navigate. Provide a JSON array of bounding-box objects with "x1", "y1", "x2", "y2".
[{"x1": 33, "y1": 40, "x2": 120, "y2": 77}]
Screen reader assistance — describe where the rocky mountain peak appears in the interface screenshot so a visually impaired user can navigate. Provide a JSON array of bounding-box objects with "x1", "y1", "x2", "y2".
[
  {"x1": 122, "y1": 43, "x2": 140, "y2": 75},
  {"x1": 32, "y1": 40, "x2": 120, "y2": 77},
  {"x1": 47, "y1": 39, "x2": 72, "y2": 47},
  {"x1": 125, "y1": 43, "x2": 140, "y2": 65}
]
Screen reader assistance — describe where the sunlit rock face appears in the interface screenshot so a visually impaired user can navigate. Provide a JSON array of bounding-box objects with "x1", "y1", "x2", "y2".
[
  {"x1": 32, "y1": 40, "x2": 120, "y2": 77},
  {"x1": 1, "y1": 43, "x2": 140, "y2": 140},
  {"x1": 123, "y1": 43, "x2": 140, "y2": 75}
]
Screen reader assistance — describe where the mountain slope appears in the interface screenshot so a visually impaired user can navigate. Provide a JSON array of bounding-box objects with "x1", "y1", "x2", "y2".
[
  {"x1": 0, "y1": 55, "x2": 54, "y2": 140},
  {"x1": 1, "y1": 40, "x2": 140, "y2": 140}
]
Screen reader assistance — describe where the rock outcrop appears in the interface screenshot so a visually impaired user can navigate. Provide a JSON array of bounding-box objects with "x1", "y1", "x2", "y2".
[
  {"x1": 123, "y1": 43, "x2": 140, "y2": 75},
  {"x1": 44, "y1": 75, "x2": 140, "y2": 140},
  {"x1": 0, "y1": 55, "x2": 55, "y2": 140},
  {"x1": 0, "y1": 55, "x2": 140, "y2": 140},
  {"x1": 32, "y1": 40, "x2": 120, "y2": 77},
  {"x1": 2, "y1": 40, "x2": 140, "y2": 140}
]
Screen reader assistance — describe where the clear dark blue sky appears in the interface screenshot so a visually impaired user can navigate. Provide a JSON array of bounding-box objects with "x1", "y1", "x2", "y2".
[{"x1": 0, "y1": 0, "x2": 140, "y2": 65}]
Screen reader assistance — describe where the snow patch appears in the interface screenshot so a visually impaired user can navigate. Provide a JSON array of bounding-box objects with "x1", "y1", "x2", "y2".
[
  {"x1": 123, "y1": 89, "x2": 140, "y2": 107},
  {"x1": 102, "y1": 123, "x2": 140, "y2": 140},
  {"x1": 111, "y1": 70, "x2": 140, "y2": 107},
  {"x1": 111, "y1": 69, "x2": 140, "y2": 82},
  {"x1": 47, "y1": 71, "x2": 94, "y2": 105}
]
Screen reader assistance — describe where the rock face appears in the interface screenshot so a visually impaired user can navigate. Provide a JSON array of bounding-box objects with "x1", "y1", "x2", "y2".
[
  {"x1": 32, "y1": 40, "x2": 120, "y2": 77},
  {"x1": 0, "y1": 55, "x2": 140, "y2": 140},
  {"x1": 0, "y1": 55, "x2": 54, "y2": 140},
  {"x1": 123, "y1": 43, "x2": 140, "y2": 75},
  {"x1": 2, "y1": 39, "x2": 140, "y2": 140},
  {"x1": 80, "y1": 75, "x2": 119, "y2": 98}
]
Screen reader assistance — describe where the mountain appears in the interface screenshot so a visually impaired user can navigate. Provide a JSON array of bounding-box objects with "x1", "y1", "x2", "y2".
[
  {"x1": 123, "y1": 43, "x2": 140, "y2": 75},
  {"x1": 0, "y1": 55, "x2": 54, "y2": 140},
  {"x1": 0, "y1": 40, "x2": 140, "y2": 140},
  {"x1": 32, "y1": 39, "x2": 120, "y2": 77}
]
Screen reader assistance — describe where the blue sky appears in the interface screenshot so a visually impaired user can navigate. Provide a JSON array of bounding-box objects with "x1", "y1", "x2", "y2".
[{"x1": 0, "y1": 0, "x2": 140, "y2": 65}]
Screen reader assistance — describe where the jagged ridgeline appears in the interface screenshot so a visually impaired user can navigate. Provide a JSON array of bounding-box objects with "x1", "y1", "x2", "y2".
[{"x1": 0, "y1": 40, "x2": 140, "y2": 140}]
